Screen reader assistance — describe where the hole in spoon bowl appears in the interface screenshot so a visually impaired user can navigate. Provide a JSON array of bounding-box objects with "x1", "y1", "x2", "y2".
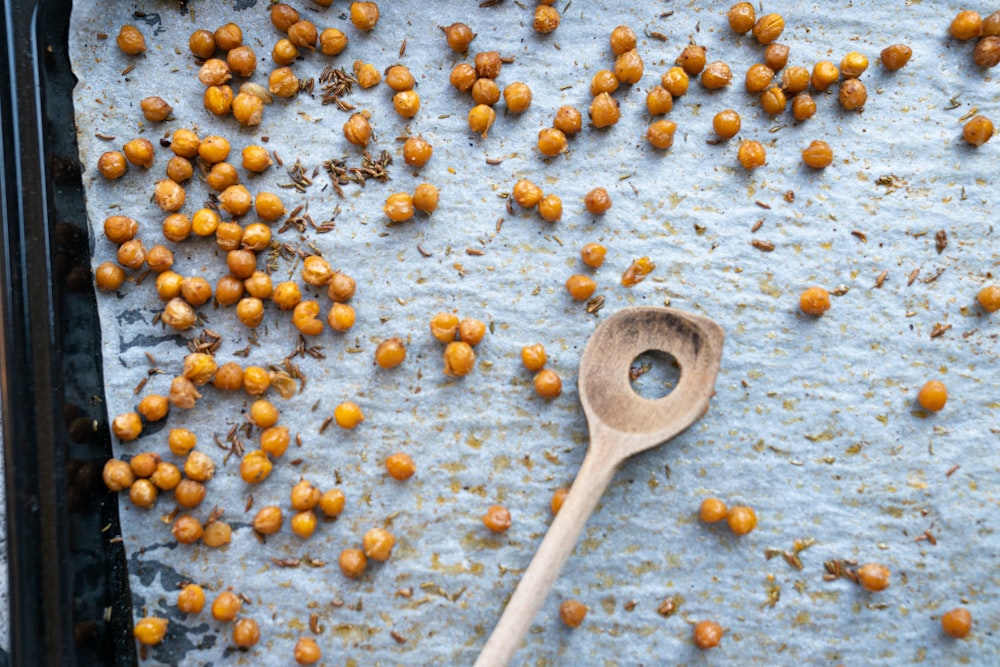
[{"x1": 629, "y1": 350, "x2": 680, "y2": 400}]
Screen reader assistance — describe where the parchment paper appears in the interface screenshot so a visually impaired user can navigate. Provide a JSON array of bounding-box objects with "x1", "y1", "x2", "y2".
[{"x1": 71, "y1": 1, "x2": 999, "y2": 665}]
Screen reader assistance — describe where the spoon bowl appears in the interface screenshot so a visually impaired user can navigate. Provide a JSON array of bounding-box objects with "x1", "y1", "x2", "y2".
[{"x1": 474, "y1": 306, "x2": 724, "y2": 667}]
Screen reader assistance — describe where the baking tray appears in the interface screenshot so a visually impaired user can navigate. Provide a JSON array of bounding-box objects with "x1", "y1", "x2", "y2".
[{"x1": 1, "y1": 1, "x2": 134, "y2": 665}]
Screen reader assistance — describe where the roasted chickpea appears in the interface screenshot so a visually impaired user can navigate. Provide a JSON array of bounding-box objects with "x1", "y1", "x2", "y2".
[
  {"x1": 974, "y1": 36, "x2": 1000, "y2": 67},
  {"x1": 941, "y1": 608, "x2": 972, "y2": 639},
  {"x1": 443, "y1": 341, "x2": 475, "y2": 377},
  {"x1": 538, "y1": 127, "x2": 568, "y2": 157},
  {"x1": 353, "y1": 60, "x2": 381, "y2": 88},
  {"x1": 188, "y1": 29, "x2": 216, "y2": 59},
  {"x1": 450, "y1": 63, "x2": 477, "y2": 92},
  {"x1": 215, "y1": 275, "x2": 244, "y2": 306},
  {"x1": 713, "y1": 109, "x2": 741, "y2": 139},
  {"x1": 512, "y1": 179, "x2": 543, "y2": 208},
  {"x1": 677, "y1": 44, "x2": 706, "y2": 76},
  {"x1": 694, "y1": 620, "x2": 724, "y2": 649},
  {"x1": 184, "y1": 451, "x2": 215, "y2": 483},
  {"x1": 482, "y1": 505, "x2": 511, "y2": 533},
  {"x1": 459, "y1": 318, "x2": 486, "y2": 346},
  {"x1": 104, "y1": 215, "x2": 138, "y2": 244},
  {"x1": 580, "y1": 243, "x2": 607, "y2": 268},
  {"x1": 203, "y1": 84, "x2": 234, "y2": 116},
  {"x1": 363, "y1": 527, "x2": 396, "y2": 561},
  {"x1": 294, "y1": 637, "x2": 322, "y2": 665},
  {"x1": 123, "y1": 138, "x2": 155, "y2": 168},
  {"x1": 737, "y1": 139, "x2": 766, "y2": 170},
  {"x1": 327, "y1": 302, "x2": 356, "y2": 332},
  {"x1": 760, "y1": 86, "x2": 787, "y2": 115},
  {"x1": 170, "y1": 128, "x2": 200, "y2": 158},
  {"x1": 799, "y1": 286, "x2": 830, "y2": 315},
  {"x1": 857, "y1": 563, "x2": 890, "y2": 592},
  {"x1": 319, "y1": 488, "x2": 346, "y2": 517},
  {"x1": 413, "y1": 183, "x2": 439, "y2": 214},
  {"x1": 950, "y1": 10, "x2": 983, "y2": 40},
  {"x1": 802, "y1": 140, "x2": 833, "y2": 169},
  {"x1": 745, "y1": 63, "x2": 774, "y2": 93},
  {"x1": 167, "y1": 428, "x2": 197, "y2": 457},
  {"x1": 133, "y1": 617, "x2": 168, "y2": 646},
  {"x1": 177, "y1": 584, "x2": 206, "y2": 615},
  {"x1": 791, "y1": 92, "x2": 817, "y2": 121},
  {"x1": 328, "y1": 272, "x2": 356, "y2": 302},
  {"x1": 95, "y1": 262, "x2": 126, "y2": 290},
  {"x1": 116, "y1": 239, "x2": 145, "y2": 270},
  {"x1": 838, "y1": 79, "x2": 867, "y2": 111},
  {"x1": 272, "y1": 38, "x2": 300, "y2": 66},
  {"x1": 560, "y1": 600, "x2": 587, "y2": 628},
  {"x1": 521, "y1": 344, "x2": 546, "y2": 372},
  {"x1": 147, "y1": 244, "x2": 176, "y2": 270},
  {"x1": 338, "y1": 548, "x2": 367, "y2": 578},
  {"x1": 533, "y1": 5, "x2": 560, "y2": 33},
  {"x1": 566, "y1": 274, "x2": 597, "y2": 301},
  {"x1": 232, "y1": 92, "x2": 264, "y2": 126},
  {"x1": 166, "y1": 156, "x2": 194, "y2": 184},
  {"x1": 384, "y1": 192, "x2": 415, "y2": 223},
  {"x1": 645, "y1": 86, "x2": 673, "y2": 115},
  {"x1": 615, "y1": 49, "x2": 644, "y2": 84},
  {"x1": 781, "y1": 66, "x2": 810, "y2": 94},
  {"x1": 227, "y1": 45, "x2": 257, "y2": 78},
  {"x1": 103, "y1": 459, "x2": 135, "y2": 491},
  {"x1": 811, "y1": 61, "x2": 839, "y2": 92},
  {"x1": 442, "y1": 23, "x2": 476, "y2": 53},
  {"x1": 271, "y1": 4, "x2": 300, "y2": 31},
  {"x1": 538, "y1": 194, "x2": 562, "y2": 222},
  {"x1": 236, "y1": 297, "x2": 264, "y2": 328},
  {"x1": 701, "y1": 61, "x2": 732, "y2": 89},
  {"x1": 610, "y1": 25, "x2": 636, "y2": 56},
  {"x1": 403, "y1": 135, "x2": 433, "y2": 167},
  {"x1": 116, "y1": 24, "x2": 146, "y2": 55},
  {"x1": 661, "y1": 67, "x2": 689, "y2": 97},
  {"x1": 111, "y1": 412, "x2": 142, "y2": 441},
  {"x1": 963, "y1": 115, "x2": 994, "y2": 146},
  {"x1": 137, "y1": 394, "x2": 169, "y2": 422},
  {"x1": 727, "y1": 505, "x2": 757, "y2": 534},
  {"x1": 268, "y1": 66, "x2": 299, "y2": 98},
  {"x1": 880, "y1": 44, "x2": 912, "y2": 71},
  {"x1": 374, "y1": 337, "x2": 406, "y2": 369},
  {"x1": 752, "y1": 13, "x2": 784, "y2": 45},
  {"x1": 162, "y1": 297, "x2": 197, "y2": 331},
  {"x1": 211, "y1": 591, "x2": 241, "y2": 622},
  {"x1": 172, "y1": 514, "x2": 204, "y2": 544},
  {"x1": 553, "y1": 105, "x2": 582, "y2": 135},
  {"x1": 260, "y1": 426, "x2": 289, "y2": 458},
  {"x1": 270, "y1": 282, "x2": 300, "y2": 311},
  {"x1": 727, "y1": 3, "x2": 755, "y2": 34},
  {"x1": 503, "y1": 82, "x2": 532, "y2": 113},
  {"x1": 199, "y1": 59, "x2": 232, "y2": 87},
  {"x1": 474, "y1": 51, "x2": 502, "y2": 79},
  {"x1": 290, "y1": 509, "x2": 318, "y2": 539},
  {"x1": 214, "y1": 23, "x2": 243, "y2": 50},
  {"x1": 97, "y1": 151, "x2": 127, "y2": 180},
  {"x1": 213, "y1": 362, "x2": 243, "y2": 391},
  {"x1": 590, "y1": 69, "x2": 619, "y2": 96},
  {"x1": 385, "y1": 64, "x2": 415, "y2": 92},
  {"x1": 917, "y1": 380, "x2": 948, "y2": 412},
  {"x1": 471, "y1": 78, "x2": 500, "y2": 106},
  {"x1": 150, "y1": 461, "x2": 181, "y2": 491},
  {"x1": 241, "y1": 450, "x2": 273, "y2": 484},
  {"x1": 589, "y1": 92, "x2": 620, "y2": 128},
  {"x1": 393, "y1": 90, "x2": 420, "y2": 118},
  {"x1": 977, "y1": 285, "x2": 1000, "y2": 312},
  {"x1": 350, "y1": 2, "x2": 380, "y2": 31},
  {"x1": 764, "y1": 43, "x2": 789, "y2": 72},
  {"x1": 206, "y1": 161, "x2": 239, "y2": 191},
  {"x1": 647, "y1": 119, "x2": 677, "y2": 149},
  {"x1": 584, "y1": 188, "x2": 611, "y2": 215},
  {"x1": 533, "y1": 368, "x2": 562, "y2": 398},
  {"x1": 699, "y1": 497, "x2": 728, "y2": 523},
  {"x1": 468, "y1": 104, "x2": 496, "y2": 137},
  {"x1": 241, "y1": 145, "x2": 272, "y2": 174}
]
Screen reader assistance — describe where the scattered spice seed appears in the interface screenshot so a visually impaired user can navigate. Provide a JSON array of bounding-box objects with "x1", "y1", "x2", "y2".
[
  {"x1": 930, "y1": 323, "x2": 952, "y2": 339},
  {"x1": 751, "y1": 240, "x2": 775, "y2": 252}
]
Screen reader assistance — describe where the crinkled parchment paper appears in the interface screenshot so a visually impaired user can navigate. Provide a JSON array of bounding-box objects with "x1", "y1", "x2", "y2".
[{"x1": 71, "y1": 1, "x2": 998, "y2": 665}]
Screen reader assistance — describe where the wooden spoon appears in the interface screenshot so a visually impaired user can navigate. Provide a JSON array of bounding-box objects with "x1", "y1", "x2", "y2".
[{"x1": 473, "y1": 306, "x2": 724, "y2": 667}]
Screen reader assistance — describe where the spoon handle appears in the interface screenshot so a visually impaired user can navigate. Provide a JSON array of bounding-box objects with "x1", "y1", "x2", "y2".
[{"x1": 473, "y1": 450, "x2": 619, "y2": 667}]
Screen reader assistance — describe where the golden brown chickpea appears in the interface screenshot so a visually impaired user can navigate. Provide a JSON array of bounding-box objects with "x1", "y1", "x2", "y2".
[
  {"x1": 781, "y1": 66, "x2": 809, "y2": 95},
  {"x1": 610, "y1": 25, "x2": 637, "y2": 56},
  {"x1": 253, "y1": 505, "x2": 283, "y2": 534},
  {"x1": 760, "y1": 86, "x2": 787, "y2": 115},
  {"x1": 802, "y1": 140, "x2": 833, "y2": 169},
  {"x1": 133, "y1": 617, "x2": 168, "y2": 646},
  {"x1": 615, "y1": 49, "x2": 644, "y2": 84},
  {"x1": 646, "y1": 86, "x2": 673, "y2": 115},
  {"x1": 503, "y1": 82, "x2": 532, "y2": 113},
  {"x1": 177, "y1": 584, "x2": 206, "y2": 615},
  {"x1": 647, "y1": 119, "x2": 677, "y2": 149},
  {"x1": 272, "y1": 38, "x2": 300, "y2": 66},
  {"x1": 298, "y1": 255, "x2": 330, "y2": 287},
  {"x1": 292, "y1": 301, "x2": 323, "y2": 336},
  {"x1": 553, "y1": 105, "x2": 582, "y2": 135},
  {"x1": 212, "y1": 22, "x2": 241, "y2": 50},
  {"x1": 538, "y1": 127, "x2": 568, "y2": 157},
  {"x1": 103, "y1": 458, "x2": 135, "y2": 491},
  {"x1": 97, "y1": 151, "x2": 127, "y2": 180},
  {"x1": 538, "y1": 194, "x2": 563, "y2": 222},
  {"x1": 219, "y1": 184, "x2": 253, "y2": 216},
  {"x1": 316, "y1": 28, "x2": 347, "y2": 57},
  {"x1": 363, "y1": 527, "x2": 396, "y2": 561},
  {"x1": 482, "y1": 505, "x2": 511, "y2": 533},
  {"x1": 393, "y1": 90, "x2": 421, "y2": 118},
  {"x1": 753, "y1": 13, "x2": 784, "y2": 45},
  {"x1": 590, "y1": 69, "x2": 619, "y2": 96},
  {"x1": 327, "y1": 302, "x2": 356, "y2": 332},
  {"x1": 449, "y1": 63, "x2": 476, "y2": 92},
  {"x1": 533, "y1": 368, "x2": 562, "y2": 398},
  {"x1": 880, "y1": 44, "x2": 912, "y2": 71},
  {"x1": 589, "y1": 92, "x2": 620, "y2": 128},
  {"x1": 203, "y1": 84, "x2": 234, "y2": 116},
  {"x1": 950, "y1": 10, "x2": 983, "y2": 40},
  {"x1": 211, "y1": 591, "x2": 241, "y2": 622},
  {"x1": 941, "y1": 608, "x2": 973, "y2": 639},
  {"x1": 252, "y1": 192, "x2": 283, "y2": 222},
  {"x1": 179, "y1": 277, "x2": 212, "y2": 306},
  {"x1": 295, "y1": 637, "x2": 322, "y2": 665},
  {"x1": 737, "y1": 140, "x2": 766, "y2": 170},
  {"x1": 727, "y1": 505, "x2": 757, "y2": 534},
  {"x1": 468, "y1": 104, "x2": 496, "y2": 138},
  {"x1": 244, "y1": 271, "x2": 273, "y2": 300},
  {"x1": 799, "y1": 286, "x2": 830, "y2": 315},
  {"x1": 112, "y1": 413, "x2": 143, "y2": 443},
  {"x1": 443, "y1": 341, "x2": 476, "y2": 377},
  {"x1": 168, "y1": 428, "x2": 197, "y2": 457},
  {"x1": 216, "y1": 222, "x2": 243, "y2": 252},
  {"x1": 189, "y1": 29, "x2": 216, "y2": 59},
  {"x1": 857, "y1": 563, "x2": 890, "y2": 592},
  {"x1": 838, "y1": 79, "x2": 867, "y2": 111},
  {"x1": 290, "y1": 509, "x2": 318, "y2": 538},
  {"x1": 268, "y1": 66, "x2": 299, "y2": 98},
  {"x1": 162, "y1": 297, "x2": 197, "y2": 330},
  {"x1": 260, "y1": 426, "x2": 289, "y2": 458},
  {"x1": 227, "y1": 249, "x2": 257, "y2": 280},
  {"x1": 117, "y1": 239, "x2": 145, "y2": 270},
  {"x1": 974, "y1": 36, "x2": 1000, "y2": 67},
  {"x1": 439, "y1": 23, "x2": 475, "y2": 55},
  {"x1": 985, "y1": 11, "x2": 1000, "y2": 36},
  {"x1": 343, "y1": 112, "x2": 372, "y2": 147},
  {"x1": 150, "y1": 461, "x2": 181, "y2": 491},
  {"x1": 318, "y1": 488, "x2": 346, "y2": 517},
  {"x1": 727, "y1": 2, "x2": 755, "y2": 34},
  {"x1": 211, "y1": 362, "x2": 242, "y2": 392},
  {"x1": 202, "y1": 520, "x2": 232, "y2": 548},
  {"x1": 661, "y1": 67, "x2": 689, "y2": 97},
  {"x1": 430, "y1": 312, "x2": 459, "y2": 343},
  {"x1": 268, "y1": 282, "x2": 300, "y2": 311},
  {"x1": 166, "y1": 156, "x2": 194, "y2": 184},
  {"x1": 963, "y1": 115, "x2": 994, "y2": 146},
  {"x1": 580, "y1": 243, "x2": 607, "y2": 269},
  {"x1": 206, "y1": 162, "x2": 239, "y2": 191},
  {"x1": 183, "y1": 451, "x2": 214, "y2": 483},
  {"x1": 512, "y1": 179, "x2": 543, "y2": 208},
  {"x1": 232, "y1": 92, "x2": 264, "y2": 126},
  {"x1": 694, "y1": 620, "x2": 724, "y2": 649},
  {"x1": 811, "y1": 61, "x2": 839, "y2": 91},
  {"x1": 840, "y1": 51, "x2": 868, "y2": 79},
  {"x1": 241, "y1": 145, "x2": 272, "y2": 173},
  {"x1": 713, "y1": 109, "x2": 741, "y2": 139},
  {"x1": 677, "y1": 44, "x2": 706, "y2": 76},
  {"x1": 471, "y1": 78, "x2": 500, "y2": 106},
  {"x1": 384, "y1": 192, "x2": 414, "y2": 223},
  {"x1": 348, "y1": 62, "x2": 378, "y2": 89},
  {"x1": 701, "y1": 62, "x2": 732, "y2": 89},
  {"x1": 533, "y1": 5, "x2": 560, "y2": 33},
  {"x1": 231, "y1": 618, "x2": 259, "y2": 648},
  {"x1": 584, "y1": 188, "x2": 611, "y2": 215},
  {"x1": 172, "y1": 515, "x2": 204, "y2": 544},
  {"x1": 458, "y1": 318, "x2": 486, "y2": 346},
  {"x1": 413, "y1": 183, "x2": 440, "y2": 214},
  {"x1": 241, "y1": 223, "x2": 271, "y2": 252},
  {"x1": 141, "y1": 95, "x2": 173, "y2": 121},
  {"x1": 170, "y1": 128, "x2": 200, "y2": 158},
  {"x1": 791, "y1": 92, "x2": 817, "y2": 121},
  {"x1": 146, "y1": 245, "x2": 173, "y2": 273},
  {"x1": 474, "y1": 51, "x2": 502, "y2": 79},
  {"x1": 236, "y1": 297, "x2": 264, "y2": 328},
  {"x1": 385, "y1": 64, "x2": 415, "y2": 92},
  {"x1": 271, "y1": 4, "x2": 300, "y2": 31},
  {"x1": 154, "y1": 179, "x2": 186, "y2": 212},
  {"x1": 103, "y1": 215, "x2": 138, "y2": 244},
  {"x1": 116, "y1": 24, "x2": 146, "y2": 55},
  {"x1": 744, "y1": 63, "x2": 774, "y2": 93},
  {"x1": 199, "y1": 59, "x2": 232, "y2": 87},
  {"x1": 326, "y1": 272, "x2": 356, "y2": 302},
  {"x1": 764, "y1": 44, "x2": 790, "y2": 72},
  {"x1": 125, "y1": 452, "x2": 160, "y2": 480},
  {"x1": 137, "y1": 394, "x2": 169, "y2": 422},
  {"x1": 290, "y1": 479, "x2": 321, "y2": 512},
  {"x1": 334, "y1": 401, "x2": 364, "y2": 429},
  {"x1": 287, "y1": 20, "x2": 318, "y2": 50},
  {"x1": 350, "y1": 2, "x2": 380, "y2": 31},
  {"x1": 241, "y1": 450, "x2": 273, "y2": 483},
  {"x1": 566, "y1": 274, "x2": 597, "y2": 301},
  {"x1": 248, "y1": 399, "x2": 279, "y2": 430},
  {"x1": 94, "y1": 262, "x2": 126, "y2": 291},
  {"x1": 560, "y1": 599, "x2": 587, "y2": 628},
  {"x1": 339, "y1": 548, "x2": 368, "y2": 578},
  {"x1": 169, "y1": 375, "x2": 202, "y2": 409},
  {"x1": 227, "y1": 45, "x2": 257, "y2": 77}
]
